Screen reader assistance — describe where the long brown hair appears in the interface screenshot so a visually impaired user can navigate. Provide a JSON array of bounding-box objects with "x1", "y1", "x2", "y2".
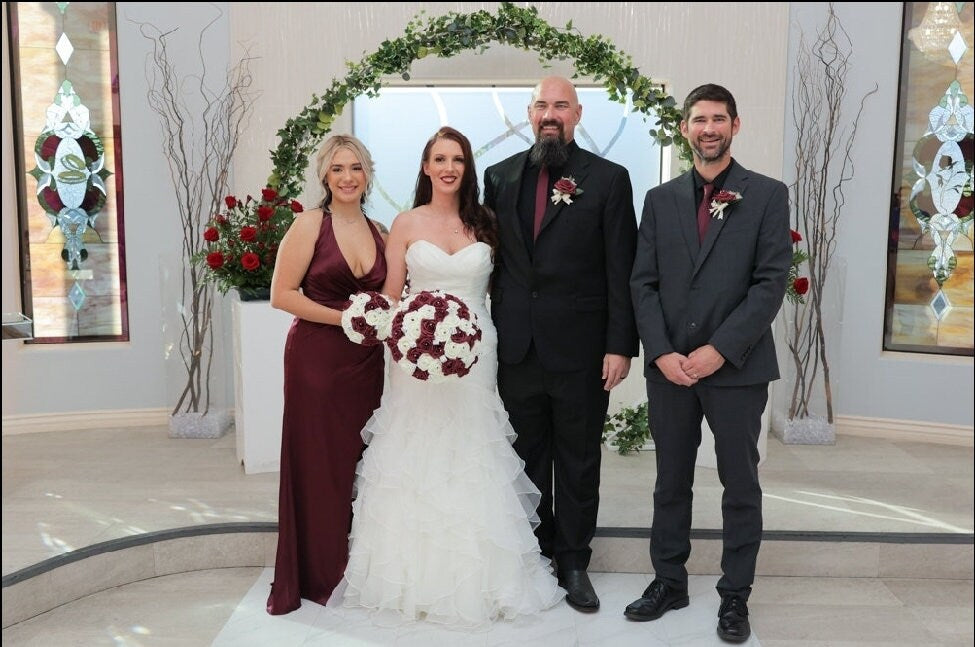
[{"x1": 413, "y1": 127, "x2": 497, "y2": 250}]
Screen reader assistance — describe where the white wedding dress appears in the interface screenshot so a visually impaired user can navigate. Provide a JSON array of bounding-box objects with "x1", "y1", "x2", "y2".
[{"x1": 329, "y1": 239, "x2": 564, "y2": 627}]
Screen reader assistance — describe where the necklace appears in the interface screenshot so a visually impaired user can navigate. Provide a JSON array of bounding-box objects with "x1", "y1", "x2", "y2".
[{"x1": 333, "y1": 213, "x2": 363, "y2": 225}]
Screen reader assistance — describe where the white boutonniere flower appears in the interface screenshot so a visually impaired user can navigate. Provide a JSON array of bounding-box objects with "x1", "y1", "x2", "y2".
[{"x1": 709, "y1": 189, "x2": 743, "y2": 220}]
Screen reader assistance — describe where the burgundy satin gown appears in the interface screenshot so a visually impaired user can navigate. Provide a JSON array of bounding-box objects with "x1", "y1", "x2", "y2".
[{"x1": 267, "y1": 213, "x2": 386, "y2": 615}]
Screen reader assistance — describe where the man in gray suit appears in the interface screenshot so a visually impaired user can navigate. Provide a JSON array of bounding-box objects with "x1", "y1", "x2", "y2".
[{"x1": 626, "y1": 84, "x2": 791, "y2": 643}]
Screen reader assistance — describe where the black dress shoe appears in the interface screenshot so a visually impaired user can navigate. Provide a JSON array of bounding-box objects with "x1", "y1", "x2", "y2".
[
  {"x1": 558, "y1": 569, "x2": 599, "y2": 611},
  {"x1": 717, "y1": 594, "x2": 750, "y2": 643},
  {"x1": 624, "y1": 579, "x2": 689, "y2": 621}
]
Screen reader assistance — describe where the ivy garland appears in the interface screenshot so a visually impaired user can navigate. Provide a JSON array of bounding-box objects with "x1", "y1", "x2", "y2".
[{"x1": 268, "y1": 2, "x2": 689, "y2": 197}]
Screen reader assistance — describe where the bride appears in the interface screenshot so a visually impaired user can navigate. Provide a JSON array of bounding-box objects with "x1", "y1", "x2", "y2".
[{"x1": 329, "y1": 127, "x2": 564, "y2": 627}]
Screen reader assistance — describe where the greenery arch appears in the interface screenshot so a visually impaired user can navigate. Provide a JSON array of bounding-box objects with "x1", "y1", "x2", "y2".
[{"x1": 268, "y1": 2, "x2": 688, "y2": 197}]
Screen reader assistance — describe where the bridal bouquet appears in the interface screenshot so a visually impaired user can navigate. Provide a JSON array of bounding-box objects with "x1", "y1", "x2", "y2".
[
  {"x1": 341, "y1": 291, "x2": 394, "y2": 346},
  {"x1": 386, "y1": 290, "x2": 482, "y2": 381}
]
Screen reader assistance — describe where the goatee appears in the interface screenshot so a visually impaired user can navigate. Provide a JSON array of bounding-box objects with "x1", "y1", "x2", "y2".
[{"x1": 529, "y1": 135, "x2": 570, "y2": 168}]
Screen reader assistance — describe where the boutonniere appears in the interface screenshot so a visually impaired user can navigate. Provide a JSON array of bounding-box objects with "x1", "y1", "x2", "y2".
[
  {"x1": 709, "y1": 189, "x2": 742, "y2": 220},
  {"x1": 551, "y1": 176, "x2": 584, "y2": 205}
]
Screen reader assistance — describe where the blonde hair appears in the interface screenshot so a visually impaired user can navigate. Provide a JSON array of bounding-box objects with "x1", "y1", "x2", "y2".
[{"x1": 315, "y1": 134, "x2": 375, "y2": 207}]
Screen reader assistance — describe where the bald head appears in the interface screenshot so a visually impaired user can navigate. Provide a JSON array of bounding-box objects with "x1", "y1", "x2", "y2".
[{"x1": 529, "y1": 76, "x2": 582, "y2": 144}]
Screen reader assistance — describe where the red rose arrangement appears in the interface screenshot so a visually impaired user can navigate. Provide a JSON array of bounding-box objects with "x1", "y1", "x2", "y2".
[
  {"x1": 386, "y1": 290, "x2": 482, "y2": 382},
  {"x1": 197, "y1": 187, "x2": 303, "y2": 295},
  {"x1": 786, "y1": 229, "x2": 810, "y2": 305},
  {"x1": 341, "y1": 291, "x2": 394, "y2": 346}
]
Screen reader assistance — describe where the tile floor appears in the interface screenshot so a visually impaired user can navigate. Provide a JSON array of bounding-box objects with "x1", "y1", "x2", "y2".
[
  {"x1": 3, "y1": 428, "x2": 972, "y2": 575},
  {"x1": 3, "y1": 568, "x2": 973, "y2": 645},
  {"x1": 2, "y1": 427, "x2": 973, "y2": 645}
]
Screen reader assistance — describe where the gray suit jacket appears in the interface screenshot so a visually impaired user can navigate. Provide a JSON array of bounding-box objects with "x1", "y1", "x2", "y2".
[{"x1": 630, "y1": 161, "x2": 791, "y2": 386}]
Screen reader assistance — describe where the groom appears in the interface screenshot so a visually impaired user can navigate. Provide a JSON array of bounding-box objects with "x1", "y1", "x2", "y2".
[
  {"x1": 484, "y1": 76, "x2": 639, "y2": 612},
  {"x1": 627, "y1": 84, "x2": 791, "y2": 642}
]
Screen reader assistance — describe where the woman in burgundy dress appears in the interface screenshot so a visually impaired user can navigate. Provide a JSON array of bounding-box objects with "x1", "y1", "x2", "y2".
[{"x1": 266, "y1": 134, "x2": 388, "y2": 615}]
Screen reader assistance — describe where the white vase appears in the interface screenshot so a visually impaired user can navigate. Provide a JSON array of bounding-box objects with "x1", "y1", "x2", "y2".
[{"x1": 232, "y1": 297, "x2": 293, "y2": 473}]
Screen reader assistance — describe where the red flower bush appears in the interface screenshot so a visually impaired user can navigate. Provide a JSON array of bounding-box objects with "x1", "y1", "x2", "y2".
[{"x1": 196, "y1": 187, "x2": 303, "y2": 295}]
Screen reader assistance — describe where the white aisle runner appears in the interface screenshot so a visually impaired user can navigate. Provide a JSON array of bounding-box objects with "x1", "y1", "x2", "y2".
[{"x1": 213, "y1": 568, "x2": 762, "y2": 646}]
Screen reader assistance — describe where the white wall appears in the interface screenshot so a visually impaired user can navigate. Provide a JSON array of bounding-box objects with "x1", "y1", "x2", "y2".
[
  {"x1": 3, "y1": 2, "x2": 971, "y2": 432},
  {"x1": 782, "y1": 3, "x2": 973, "y2": 428}
]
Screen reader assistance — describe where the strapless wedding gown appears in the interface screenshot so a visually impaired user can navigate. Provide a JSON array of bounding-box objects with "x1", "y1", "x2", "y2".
[{"x1": 329, "y1": 240, "x2": 564, "y2": 627}]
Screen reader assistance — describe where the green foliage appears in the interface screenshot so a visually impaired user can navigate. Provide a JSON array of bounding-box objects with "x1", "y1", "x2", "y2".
[
  {"x1": 268, "y1": 2, "x2": 689, "y2": 197},
  {"x1": 603, "y1": 401, "x2": 651, "y2": 456}
]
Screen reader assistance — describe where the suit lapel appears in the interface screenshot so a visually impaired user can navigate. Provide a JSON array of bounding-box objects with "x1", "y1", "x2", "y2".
[
  {"x1": 498, "y1": 152, "x2": 531, "y2": 259},
  {"x1": 692, "y1": 163, "x2": 751, "y2": 277},
  {"x1": 537, "y1": 148, "x2": 591, "y2": 238}
]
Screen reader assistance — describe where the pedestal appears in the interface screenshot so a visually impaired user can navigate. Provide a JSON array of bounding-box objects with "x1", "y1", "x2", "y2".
[{"x1": 232, "y1": 299, "x2": 293, "y2": 474}]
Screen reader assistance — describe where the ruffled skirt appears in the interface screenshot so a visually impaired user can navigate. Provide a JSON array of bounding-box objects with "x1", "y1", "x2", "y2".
[{"x1": 329, "y1": 338, "x2": 564, "y2": 628}]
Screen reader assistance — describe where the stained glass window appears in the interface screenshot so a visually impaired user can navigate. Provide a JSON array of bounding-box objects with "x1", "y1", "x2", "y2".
[
  {"x1": 885, "y1": 2, "x2": 974, "y2": 355},
  {"x1": 7, "y1": 2, "x2": 128, "y2": 343}
]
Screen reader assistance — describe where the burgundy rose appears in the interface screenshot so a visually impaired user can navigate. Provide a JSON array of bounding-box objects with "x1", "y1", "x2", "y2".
[
  {"x1": 412, "y1": 368, "x2": 430, "y2": 381},
  {"x1": 261, "y1": 187, "x2": 278, "y2": 201},
  {"x1": 430, "y1": 296, "x2": 447, "y2": 309},
  {"x1": 240, "y1": 226, "x2": 258, "y2": 242},
  {"x1": 428, "y1": 343, "x2": 444, "y2": 358},
  {"x1": 406, "y1": 348, "x2": 423, "y2": 363},
  {"x1": 713, "y1": 189, "x2": 741, "y2": 203},
  {"x1": 216, "y1": 215, "x2": 228, "y2": 225},
  {"x1": 225, "y1": 196, "x2": 237, "y2": 209},
  {"x1": 257, "y1": 205, "x2": 274, "y2": 221},
  {"x1": 417, "y1": 337, "x2": 434, "y2": 352},
  {"x1": 206, "y1": 251, "x2": 225, "y2": 269},
  {"x1": 389, "y1": 345, "x2": 403, "y2": 362},
  {"x1": 554, "y1": 178, "x2": 577, "y2": 194},
  {"x1": 204, "y1": 227, "x2": 219, "y2": 242},
  {"x1": 290, "y1": 200, "x2": 304, "y2": 213},
  {"x1": 793, "y1": 277, "x2": 809, "y2": 295},
  {"x1": 241, "y1": 252, "x2": 260, "y2": 271},
  {"x1": 420, "y1": 319, "x2": 437, "y2": 335},
  {"x1": 790, "y1": 229, "x2": 802, "y2": 244},
  {"x1": 352, "y1": 317, "x2": 370, "y2": 333}
]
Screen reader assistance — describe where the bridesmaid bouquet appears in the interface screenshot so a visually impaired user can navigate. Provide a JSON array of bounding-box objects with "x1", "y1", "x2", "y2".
[
  {"x1": 341, "y1": 291, "x2": 394, "y2": 346},
  {"x1": 386, "y1": 290, "x2": 482, "y2": 382}
]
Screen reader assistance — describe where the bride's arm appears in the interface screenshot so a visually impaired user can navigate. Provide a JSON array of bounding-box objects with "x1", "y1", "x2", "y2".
[{"x1": 380, "y1": 212, "x2": 410, "y2": 301}]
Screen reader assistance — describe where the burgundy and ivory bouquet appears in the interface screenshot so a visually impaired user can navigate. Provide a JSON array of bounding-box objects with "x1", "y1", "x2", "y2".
[
  {"x1": 386, "y1": 290, "x2": 482, "y2": 381},
  {"x1": 341, "y1": 291, "x2": 394, "y2": 346}
]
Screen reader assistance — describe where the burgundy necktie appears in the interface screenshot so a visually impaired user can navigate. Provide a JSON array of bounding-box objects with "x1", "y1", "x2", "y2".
[
  {"x1": 697, "y1": 182, "x2": 714, "y2": 243},
  {"x1": 533, "y1": 165, "x2": 550, "y2": 240}
]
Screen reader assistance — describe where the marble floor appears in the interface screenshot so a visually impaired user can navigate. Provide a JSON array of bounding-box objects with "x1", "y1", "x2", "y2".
[
  {"x1": 3, "y1": 568, "x2": 973, "y2": 646},
  {"x1": 2, "y1": 427, "x2": 973, "y2": 645},
  {"x1": 3, "y1": 427, "x2": 972, "y2": 575}
]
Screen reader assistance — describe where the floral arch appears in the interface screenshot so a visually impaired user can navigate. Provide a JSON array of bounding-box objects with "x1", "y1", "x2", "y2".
[{"x1": 267, "y1": 2, "x2": 688, "y2": 197}]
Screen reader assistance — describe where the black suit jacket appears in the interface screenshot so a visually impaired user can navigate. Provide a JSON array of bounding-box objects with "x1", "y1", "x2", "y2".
[
  {"x1": 485, "y1": 145, "x2": 639, "y2": 372},
  {"x1": 630, "y1": 161, "x2": 791, "y2": 386}
]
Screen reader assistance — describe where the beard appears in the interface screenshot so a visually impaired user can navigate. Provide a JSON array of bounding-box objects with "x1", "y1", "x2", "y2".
[
  {"x1": 529, "y1": 123, "x2": 571, "y2": 168},
  {"x1": 691, "y1": 135, "x2": 731, "y2": 162}
]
